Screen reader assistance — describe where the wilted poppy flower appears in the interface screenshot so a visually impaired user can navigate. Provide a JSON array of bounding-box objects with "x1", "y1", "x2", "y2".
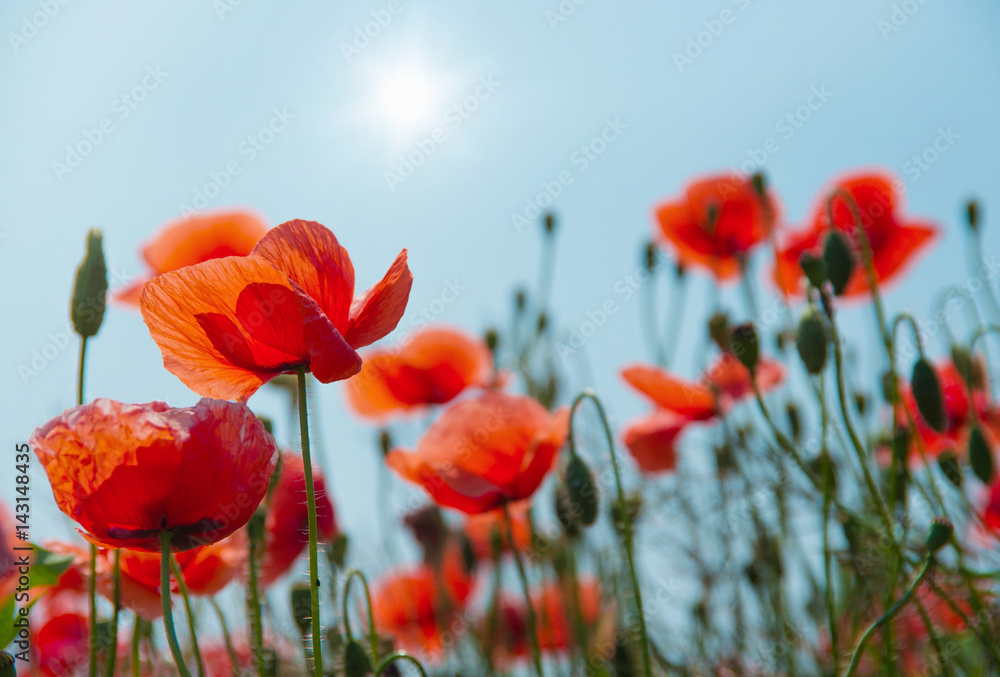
[
  {"x1": 371, "y1": 550, "x2": 474, "y2": 658},
  {"x1": 346, "y1": 326, "x2": 493, "y2": 419},
  {"x1": 30, "y1": 398, "x2": 277, "y2": 552},
  {"x1": 141, "y1": 219, "x2": 413, "y2": 401},
  {"x1": 773, "y1": 172, "x2": 938, "y2": 297},
  {"x1": 654, "y1": 174, "x2": 777, "y2": 281},
  {"x1": 621, "y1": 411, "x2": 688, "y2": 474},
  {"x1": 386, "y1": 392, "x2": 569, "y2": 514},
  {"x1": 115, "y1": 210, "x2": 269, "y2": 306},
  {"x1": 464, "y1": 500, "x2": 533, "y2": 561},
  {"x1": 260, "y1": 452, "x2": 338, "y2": 587}
]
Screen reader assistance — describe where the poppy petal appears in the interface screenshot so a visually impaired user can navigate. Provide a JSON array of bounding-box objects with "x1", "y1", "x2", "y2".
[
  {"x1": 345, "y1": 249, "x2": 413, "y2": 349},
  {"x1": 621, "y1": 364, "x2": 717, "y2": 420},
  {"x1": 622, "y1": 412, "x2": 686, "y2": 473},
  {"x1": 142, "y1": 210, "x2": 268, "y2": 274}
]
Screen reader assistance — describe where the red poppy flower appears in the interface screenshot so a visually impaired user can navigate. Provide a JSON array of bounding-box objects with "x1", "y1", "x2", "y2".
[
  {"x1": 621, "y1": 411, "x2": 688, "y2": 474},
  {"x1": 464, "y1": 500, "x2": 533, "y2": 561},
  {"x1": 30, "y1": 398, "x2": 277, "y2": 552},
  {"x1": 386, "y1": 392, "x2": 569, "y2": 514},
  {"x1": 654, "y1": 174, "x2": 777, "y2": 281},
  {"x1": 33, "y1": 612, "x2": 89, "y2": 677},
  {"x1": 141, "y1": 219, "x2": 413, "y2": 401},
  {"x1": 371, "y1": 550, "x2": 474, "y2": 658},
  {"x1": 346, "y1": 326, "x2": 493, "y2": 419},
  {"x1": 773, "y1": 172, "x2": 938, "y2": 297},
  {"x1": 260, "y1": 452, "x2": 338, "y2": 587},
  {"x1": 115, "y1": 210, "x2": 269, "y2": 306}
]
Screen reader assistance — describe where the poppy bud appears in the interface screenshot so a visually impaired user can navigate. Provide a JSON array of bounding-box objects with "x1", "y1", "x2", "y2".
[
  {"x1": 484, "y1": 328, "x2": 499, "y2": 353},
  {"x1": 554, "y1": 485, "x2": 580, "y2": 537},
  {"x1": 344, "y1": 640, "x2": 373, "y2": 677},
  {"x1": 458, "y1": 533, "x2": 477, "y2": 575},
  {"x1": 809, "y1": 454, "x2": 837, "y2": 492},
  {"x1": 709, "y1": 312, "x2": 730, "y2": 351},
  {"x1": 71, "y1": 229, "x2": 108, "y2": 338},
  {"x1": 911, "y1": 358, "x2": 946, "y2": 433},
  {"x1": 890, "y1": 426, "x2": 911, "y2": 468},
  {"x1": 950, "y1": 345, "x2": 983, "y2": 391},
  {"x1": 822, "y1": 231, "x2": 854, "y2": 296},
  {"x1": 881, "y1": 370, "x2": 899, "y2": 405},
  {"x1": 402, "y1": 504, "x2": 445, "y2": 566},
  {"x1": 969, "y1": 425, "x2": 995, "y2": 484},
  {"x1": 514, "y1": 289, "x2": 527, "y2": 314},
  {"x1": 937, "y1": 450, "x2": 962, "y2": 487},
  {"x1": 543, "y1": 212, "x2": 556, "y2": 235},
  {"x1": 854, "y1": 392, "x2": 868, "y2": 417},
  {"x1": 785, "y1": 403, "x2": 801, "y2": 442},
  {"x1": 644, "y1": 241, "x2": 658, "y2": 273},
  {"x1": 0, "y1": 652, "x2": 13, "y2": 677},
  {"x1": 537, "y1": 312, "x2": 548, "y2": 335},
  {"x1": 795, "y1": 307, "x2": 828, "y2": 374},
  {"x1": 563, "y1": 454, "x2": 598, "y2": 527},
  {"x1": 799, "y1": 252, "x2": 828, "y2": 289},
  {"x1": 329, "y1": 533, "x2": 349, "y2": 569},
  {"x1": 966, "y1": 199, "x2": 980, "y2": 231},
  {"x1": 378, "y1": 429, "x2": 393, "y2": 457},
  {"x1": 610, "y1": 492, "x2": 643, "y2": 535},
  {"x1": 751, "y1": 171, "x2": 767, "y2": 200},
  {"x1": 674, "y1": 261, "x2": 686, "y2": 280},
  {"x1": 926, "y1": 518, "x2": 953, "y2": 554},
  {"x1": 290, "y1": 582, "x2": 313, "y2": 636},
  {"x1": 729, "y1": 322, "x2": 759, "y2": 374}
]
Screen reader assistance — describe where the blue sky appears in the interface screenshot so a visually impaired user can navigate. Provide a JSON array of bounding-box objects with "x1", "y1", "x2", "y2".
[{"x1": 3, "y1": 0, "x2": 1000, "y2": 578}]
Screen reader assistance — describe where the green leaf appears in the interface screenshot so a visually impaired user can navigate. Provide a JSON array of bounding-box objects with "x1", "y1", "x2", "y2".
[
  {"x1": 30, "y1": 544, "x2": 75, "y2": 588},
  {"x1": 0, "y1": 595, "x2": 15, "y2": 650}
]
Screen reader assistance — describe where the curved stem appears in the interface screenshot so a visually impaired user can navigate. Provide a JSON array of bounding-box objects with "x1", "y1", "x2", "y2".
[
  {"x1": 845, "y1": 558, "x2": 933, "y2": 677},
  {"x1": 342, "y1": 568, "x2": 378, "y2": 662},
  {"x1": 170, "y1": 555, "x2": 205, "y2": 677},
  {"x1": 159, "y1": 532, "x2": 191, "y2": 677},
  {"x1": 103, "y1": 549, "x2": 121, "y2": 677},
  {"x1": 504, "y1": 502, "x2": 543, "y2": 677},
  {"x1": 296, "y1": 367, "x2": 325, "y2": 677},
  {"x1": 567, "y1": 390, "x2": 651, "y2": 677},
  {"x1": 210, "y1": 598, "x2": 239, "y2": 677},
  {"x1": 891, "y1": 312, "x2": 925, "y2": 358},
  {"x1": 375, "y1": 652, "x2": 430, "y2": 676}
]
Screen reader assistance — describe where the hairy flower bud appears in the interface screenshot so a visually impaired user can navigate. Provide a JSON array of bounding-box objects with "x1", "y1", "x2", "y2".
[
  {"x1": 926, "y1": 518, "x2": 953, "y2": 554},
  {"x1": 911, "y1": 358, "x2": 945, "y2": 433},
  {"x1": 969, "y1": 425, "x2": 995, "y2": 484},
  {"x1": 795, "y1": 307, "x2": 828, "y2": 374},
  {"x1": 822, "y1": 230, "x2": 854, "y2": 296},
  {"x1": 729, "y1": 322, "x2": 759, "y2": 374},
  {"x1": 71, "y1": 229, "x2": 108, "y2": 338}
]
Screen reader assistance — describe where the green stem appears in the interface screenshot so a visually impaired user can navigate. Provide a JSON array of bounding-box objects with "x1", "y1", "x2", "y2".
[
  {"x1": 504, "y1": 502, "x2": 544, "y2": 677},
  {"x1": 928, "y1": 578, "x2": 1000, "y2": 663},
  {"x1": 78, "y1": 337, "x2": 99, "y2": 677},
  {"x1": 247, "y1": 517, "x2": 265, "y2": 676},
  {"x1": 78, "y1": 336, "x2": 88, "y2": 406},
  {"x1": 845, "y1": 558, "x2": 934, "y2": 677},
  {"x1": 815, "y1": 376, "x2": 839, "y2": 675},
  {"x1": 567, "y1": 390, "x2": 651, "y2": 677},
  {"x1": 342, "y1": 569, "x2": 379, "y2": 663},
  {"x1": 375, "y1": 652, "x2": 430, "y2": 676},
  {"x1": 210, "y1": 598, "x2": 240, "y2": 677},
  {"x1": 159, "y1": 532, "x2": 192, "y2": 677},
  {"x1": 170, "y1": 555, "x2": 205, "y2": 677},
  {"x1": 103, "y1": 549, "x2": 121, "y2": 677},
  {"x1": 130, "y1": 616, "x2": 142, "y2": 677},
  {"x1": 296, "y1": 367, "x2": 324, "y2": 677}
]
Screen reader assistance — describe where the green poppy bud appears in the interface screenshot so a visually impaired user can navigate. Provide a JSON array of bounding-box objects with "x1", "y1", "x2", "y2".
[
  {"x1": 795, "y1": 307, "x2": 828, "y2": 374},
  {"x1": 554, "y1": 484, "x2": 580, "y2": 537},
  {"x1": 969, "y1": 425, "x2": 995, "y2": 484},
  {"x1": 937, "y1": 450, "x2": 962, "y2": 487},
  {"x1": 729, "y1": 322, "x2": 759, "y2": 374},
  {"x1": 344, "y1": 640, "x2": 373, "y2": 677},
  {"x1": 966, "y1": 199, "x2": 980, "y2": 231},
  {"x1": 543, "y1": 212, "x2": 556, "y2": 235},
  {"x1": 484, "y1": 328, "x2": 499, "y2": 353},
  {"x1": 329, "y1": 533, "x2": 349, "y2": 569},
  {"x1": 926, "y1": 517, "x2": 953, "y2": 554},
  {"x1": 709, "y1": 312, "x2": 730, "y2": 351},
  {"x1": 822, "y1": 230, "x2": 854, "y2": 296},
  {"x1": 379, "y1": 429, "x2": 393, "y2": 457},
  {"x1": 71, "y1": 229, "x2": 108, "y2": 338},
  {"x1": 290, "y1": 582, "x2": 312, "y2": 636},
  {"x1": 798, "y1": 252, "x2": 828, "y2": 289},
  {"x1": 514, "y1": 289, "x2": 527, "y2": 313},
  {"x1": 564, "y1": 454, "x2": 598, "y2": 527},
  {"x1": 0, "y1": 652, "x2": 14, "y2": 677},
  {"x1": 911, "y1": 359, "x2": 946, "y2": 433}
]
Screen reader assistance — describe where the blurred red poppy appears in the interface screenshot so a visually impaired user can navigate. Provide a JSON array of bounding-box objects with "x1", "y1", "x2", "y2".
[
  {"x1": 371, "y1": 550, "x2": 474, "y2": 657},
  {"x1": 30, "y1": 398, "x2": 277, "y2": 552},
  {"x1": 464, "y1": 500, "x2": 533, "y2": 561},
  {"x1": 386, "y1": 392, "x2": 569, "y2": 514},
  {"x1": 654, "y1": 174, "x2": 777, "y2": 281},
  {"x1": 621, "y1": 411, "x2": 688, "y2": 474},
  {"x1": 346, "y1": 326, "x2": 493, "y2": 419},
  {"x1": 260, "y1": 452, "x2": 338, "y2": 587},
  {"x1": 141, "y1": 219, "x2": 412, "y2": 401},
  {"x1": 773, "y1": 172, "x2": 938, "y2": 297},
  {"x1": 33, "y1": 612, "x2": 89, "y2": 677},
  {"x1": 114, "y1": 210, "x2": 269, "y2": 306}
]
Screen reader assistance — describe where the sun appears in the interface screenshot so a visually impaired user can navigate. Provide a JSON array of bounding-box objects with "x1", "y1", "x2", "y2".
[{"x1": 374, "y1": 66, "x2": 439, "y2": 135}]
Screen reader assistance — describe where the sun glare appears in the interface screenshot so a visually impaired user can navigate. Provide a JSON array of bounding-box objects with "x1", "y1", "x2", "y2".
[{"x1": 374, "y1": 66, "x2": 438, "y2": 134}]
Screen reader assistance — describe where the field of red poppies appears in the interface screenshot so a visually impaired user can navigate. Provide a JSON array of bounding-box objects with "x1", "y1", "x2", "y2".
[{"x1": 4, "y1": 170, "x2": 1000, "y2": 677}]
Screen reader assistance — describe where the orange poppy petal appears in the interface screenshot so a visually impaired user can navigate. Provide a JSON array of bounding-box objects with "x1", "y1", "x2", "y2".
[
  {"x1": 345, "y1": 249, "x2": 413, "y2": 349},
  {"x1": 386, "y1": 451, "x2": 506, "y2": 514},
  {"x1": 621, "y1": 364, "x2": 717, "y2": 420},
  {"x1": 345, "y1": 352, "x2": 409, "y2": 418},
  {"x1": 251, "y1": 219, "x2": 356, "y2": 332},
  {"x1": 622, "y1": 411, "x2": 686, "y2": 474},
  {"x1": 112, "y1": 276, "x2": 151, "y2": 308},
  {"x1": 142, "y1": 210, "x2": 268, "y2": 274},
  {"x1": 843, "y1": 222, "x2": 938, "y2": 297}
]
